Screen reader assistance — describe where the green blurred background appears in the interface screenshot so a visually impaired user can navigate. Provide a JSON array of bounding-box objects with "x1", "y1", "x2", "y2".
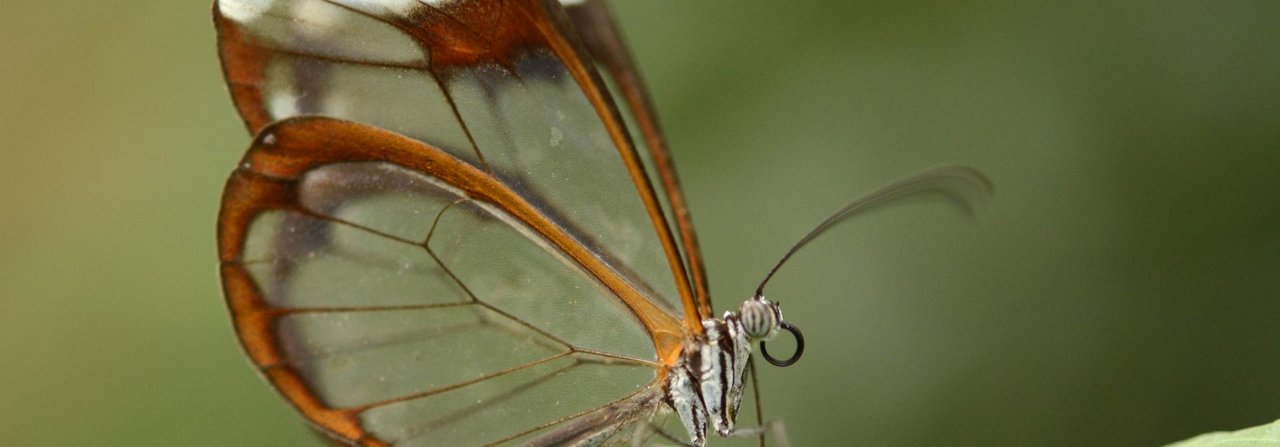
[{"x1": 2, "y1": 1, "x2": 1278, "y2": 445}]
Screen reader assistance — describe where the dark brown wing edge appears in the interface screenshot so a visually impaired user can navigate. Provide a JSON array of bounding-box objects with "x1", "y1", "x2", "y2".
[
  {"x1": 565, "y1": 0, "x2": 714, "y2": 320},
  {"x1": 217, "y1": 117, "x2": 685, "y2": 446},
  {"x1": 211, "y1": 1, "x2": 271, "y2": 134}
]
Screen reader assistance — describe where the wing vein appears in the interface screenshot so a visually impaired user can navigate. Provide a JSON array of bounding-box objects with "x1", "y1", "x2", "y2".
[{"x1": 347, "y1": 351, "x2": 575, "y2": 413}]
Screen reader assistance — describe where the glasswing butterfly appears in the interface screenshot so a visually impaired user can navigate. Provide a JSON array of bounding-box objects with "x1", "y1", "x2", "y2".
[{"x1": 213, "y1": 0, "x2": 990, "y2": 445}]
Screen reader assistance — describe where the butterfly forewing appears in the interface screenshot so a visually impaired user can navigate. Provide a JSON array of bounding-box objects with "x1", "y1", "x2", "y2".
[{"x1": 214, "y1": 0, "x2": 700, "y2": 323}]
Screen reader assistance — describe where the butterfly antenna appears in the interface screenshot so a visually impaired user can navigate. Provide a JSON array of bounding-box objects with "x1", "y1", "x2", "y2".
[{"x1": 753, "y1": 165, "x2": 992, "y2": 299}]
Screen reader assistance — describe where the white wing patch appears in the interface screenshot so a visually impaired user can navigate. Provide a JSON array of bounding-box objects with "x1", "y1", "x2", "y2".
[
  {"x1": 267, "y1": 89, "x2": 300, "y2": 118},
  {"x1": 218, "y1": 0, "x2": 272, "y2": 23},
  {"x1": 217, "y1": 0, "x2": 428, "y2": 64},
  {"x1": 334, "y1": 0, "x2": 427, "y2": 16},
  {"x1": 293, "y1": 0, "x2": 346, "y2": 37}
]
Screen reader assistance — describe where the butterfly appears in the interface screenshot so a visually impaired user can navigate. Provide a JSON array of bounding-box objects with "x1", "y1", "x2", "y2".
[{"x1": 213, "y1": 0, "x2": 991, "y2": 445}]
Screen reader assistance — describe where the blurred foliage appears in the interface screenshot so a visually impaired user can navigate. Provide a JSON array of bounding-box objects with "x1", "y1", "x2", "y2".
[{"x1": 1, "y1": 1, "x2": 1277, "y2": 446}]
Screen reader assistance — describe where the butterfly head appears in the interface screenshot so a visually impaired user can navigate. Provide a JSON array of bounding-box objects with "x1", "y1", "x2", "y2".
[
  {"x1": 739, "y1": 296, "x2": 782, "y2": 340},
  {"x1": 743, "y1": 296, "x2": 804, "y2": 367}
]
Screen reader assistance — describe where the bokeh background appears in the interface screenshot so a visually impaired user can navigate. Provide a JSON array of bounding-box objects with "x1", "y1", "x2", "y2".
[{"x1": 2, "y1": 1, "x2": 1278, "y2": 445}]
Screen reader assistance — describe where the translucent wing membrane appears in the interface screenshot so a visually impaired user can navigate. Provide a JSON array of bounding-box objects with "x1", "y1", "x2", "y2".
[
  {"x1": 218, "y1": 118, "x2": 684, "y2": 445},
  {"x1": 214, "y1": 0, "x2": 705, "y2": 328},
  {"x1": 564, "y1": 0, "x2": 714, "y2": 318}
]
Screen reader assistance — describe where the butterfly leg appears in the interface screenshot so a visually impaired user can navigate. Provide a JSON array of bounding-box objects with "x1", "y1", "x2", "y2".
[
  {"x1": 719, "y1": 419, "x2": 792, "y2": 447},
  {"x1": 639, "y1": 423, "x2": 697, "y2": 447}
]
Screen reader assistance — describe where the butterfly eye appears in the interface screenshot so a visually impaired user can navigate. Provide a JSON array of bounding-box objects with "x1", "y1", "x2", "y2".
[{"x1": 739, "y1": 297, "x2": 780, "y2": 340}]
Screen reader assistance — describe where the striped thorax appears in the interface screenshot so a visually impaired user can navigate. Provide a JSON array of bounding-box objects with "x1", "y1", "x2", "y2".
[{"x1": 666, "y1": 298, "x2": 784, "y2": 446}]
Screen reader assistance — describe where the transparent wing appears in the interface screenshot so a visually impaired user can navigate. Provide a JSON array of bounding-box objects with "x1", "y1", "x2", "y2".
[
  {"x1": 564, "y1": 0, "x2": 714, "y2": 319},
  {"x1": 213, "y1": 0, "x2": 701, "y2": 330},
  {"x1": 218, "y1": 117, "x2": 682, "y2": 445}
]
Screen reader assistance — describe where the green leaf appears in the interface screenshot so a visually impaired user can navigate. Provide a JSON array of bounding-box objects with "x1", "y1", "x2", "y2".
[{"x1": 1170, "y1": 420, "x2": 1280, "y2": 446}]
